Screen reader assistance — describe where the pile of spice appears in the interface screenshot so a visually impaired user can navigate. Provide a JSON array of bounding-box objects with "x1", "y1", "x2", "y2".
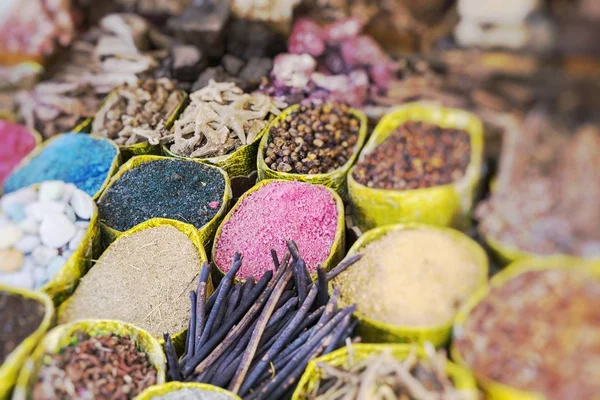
[
  {"x1": 32, "y1": 333, "x2": 157, "y2": 400},
  {"x1": 264, "y1": 103, "x2": 360, "y2": 174},
  {"x1": 0, "y1": 290, "x2": 45, "y2": 364},
  {"x1": 455, "y1": 268, "x2": 600, "y2": 399},
  {"x1": 16, "y1": 81, "x2": 100, "y2": 139},
  {"x1": 0, "y1": 121, "x2": 37, "y2": 185},
  {"x1": 59, "y1": 225, "x2": 203, "y2": 337},
  {"x1": 214, "y1": 181, "x2": 339, "y2": 279},
  {"x1": 3, "y1": 133, "x2": 117, "y2": 197},
  {"x1": 168, "y1": 80, "x2": 285, "y2": 158},
  {"x1": 352, "y1": 121, "x2": 471, "y2": 190},
  {"x1": 0, "y1": 182, "x2": 94, "y2": 290},
  {"x1": 333, "y1": 228, "x2": 483, "y2": 327},
  {"x1": 477, "y1": 111, "x2": 600, "y2": 257},
  {"x1": 165, "y1": 243, "x2": 359, "y2": 399},
  {"x1": 306, "y1": 344, "x2": 467, "y2": 400},
  {"x1": 150, "y1": 387, "x2": 236, "y2": 400},
  {"x1": 92, "y1": 78, "x2": 184, "y2": 146},
  {"x1": 98, "y1": 158, "x2": 225, "y2": 231}
]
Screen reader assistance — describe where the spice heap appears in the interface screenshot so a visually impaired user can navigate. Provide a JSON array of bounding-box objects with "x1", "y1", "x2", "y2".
[
  {"x1": 0, "y1": 121, "x2": 37, "y2": 185},
  {"x1": 98, "y1": 158, "x2": 225, "y2": 232},
  {"x1": 0, "y1": 182, "x2": 94, "y2": 290},
  {"x1": 59, "y1": 225, "x2": 203, "y2": 337},
  {"x1": 214, "y1": 181, "x2": 339, "y2": 279},
  {"x1": 0, "y1": 291, "x2": 45, "y2": 364},
  {"x1": 3, "y1": 133, "x2": 117, "y2": 197},
  {"x1": 168, "y1": 80, "x2": 285, "y2": 158},
  {"x1": 306, "y1": 344, "x2": 466, "y2": 400},
  {"x1": 151, "y1": 387, "x2": 236, "y2": 400},
  {"x1": 16, "y1": 81, "x2": 100, "y2": 139},
  {"x1": 264, "y1": 103, "x2": 360, "y2": 174},
  {"x1": 477, "y1": 112, "x2": 600, "y2": 257},
  {"x1": 261, "y1": 17, "x2": 397, "y2": 107},
  {"x1": 456, "y1": 268, "x2": 600, "y2": 399},
  {"x1": 333, "y1": 228, "x2": 483, "y2": 327},
  {"x1": 353, "y1": 121, "x2": 471, "y2": 190},
  {"x1": 92, "y1": 78, "x2": 184, "y2": 146},
  {"x1": 32, "y1": 333, "x2": 157, "y2": 400},
  {"x1": 164, "y1": 243, "x2": 360, "y2": 399}
]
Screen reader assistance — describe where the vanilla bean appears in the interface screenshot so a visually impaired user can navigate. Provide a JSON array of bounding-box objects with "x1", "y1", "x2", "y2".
[
  {"x1": 325, "y1": 313, "x2": 352, "y2": 353},
  {"x1": 326, "y1": 254, "x2": 362, "y2": 281},
  {"x1": 275, "y1": 290, "x2": 294, "y2": 308},
  {"x1": 316, "y1": 266, "x2": 329, "y2": 307},
  {"x1": 180, "y1": 270, "x2": 272, "y2": 377},
  {"x1": 335, "y1": 319, "x2": 358, "y2": 349},
  {"x1": 294, "y1": 260, "x2": 308, "y2": 306},
  {"x1": 271, "y1": 249, "x2": 280, "y2": 270},
  {"x1": 195, "y1": 263, "x2": 212, "y2": 346},
  {"x1": 182, "y1": 291, "x2": 196, "y2": 363},
  {"x1": 198, "y1": 254, "x2": 242, "y2": 347},
  {"x1": 229, "y1": 264, "x2": 294, "y2": 393},
  {"x1": 216, "y1": 284, "x2": 241, "y2": 329},
  {"x1": 164, "y1": 333, "x2": 182, "y2": 382},
  {"x1": 239, "y1": 283, "x2": 319, "y2": 395},
  {"x1": 310, "y1": 287, "x2": 339, "y2": 340},
  {"x1": 236, "y1": 277, "x2": 256, "y2": 311},
  {"x1": 266, "y1": 296, "x2": 298, "y2": 329}
]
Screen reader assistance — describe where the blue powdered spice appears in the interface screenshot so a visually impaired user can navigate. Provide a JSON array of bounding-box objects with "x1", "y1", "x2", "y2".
[{"x1": 3, "y1": 133, "x2": 117, "y2": 197}]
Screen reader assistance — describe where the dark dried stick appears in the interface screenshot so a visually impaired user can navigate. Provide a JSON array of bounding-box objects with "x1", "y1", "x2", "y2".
[
  {"x1": 182, "y1": 291, "x2": 196, "y2": 363},
  {"x1": 164, "y1": 333, "x2": 182, "y2": 381},
  {"x1": 239, "y1": 283, "x2": 319, "y2": 395},
  {"x1": 195, "y1": 263, "x2": 212, "y2": 346},
  {"x1": 294, "y1": 259, "x2": 309, "y2": 305},
  {"x1": 215, "y1": 284, "x2": 241, "y2": 329},
  {"x1": 198, "y1": 254, "x2": 242, "y2": 348},
  {"x1": 235, "y1": 277, "x2": 256, "y2": 312},
  {"x1": 275, "y1": 290, "x2": 294, "y2": 309},
  {"x1": 310, "y1": 287, "x2": 339, "y2": 340},
  {"x1": 326, "y1": 254, "x2": 362, "y2": 281},
  {"x1": 336, "y1": 319, "x2": 359, "y2": 348},
  {"x1": 316, "y1": 266, "x2": 329, "y2": 307},
  {"x1": 191, "y1": 264, "x2": 286, "y2": 376},
  {"x1": 324, "y1": 313, "x2": 352, "y2": 353},
  {"x1": 229, "y1": 265, "x2": 294, "y2": 393},
  {"x1": 266, "y1": 296, "x2": 298, "y2": 329},
  {"x1": 286, "y1": 240, "x2": 301, "y2": 261},
  {"x1": 180, "y1": 270, "x2": 272, "y2": 377},
  {"x1": 271, "y1": 249, "x2": 280, "y2": 270}
]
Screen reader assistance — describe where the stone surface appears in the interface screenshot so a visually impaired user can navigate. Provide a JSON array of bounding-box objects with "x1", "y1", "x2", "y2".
[
  {"x1": 60, "y1": 183, "x2": 77, "y2": 203},
  {"x1": 0, "y1": 249, "x2": 24, "y2": 272},
  {"x1": 40, "y1": 213, "x2": 76, "y2": 249},
  {"x1": 0, "y1": 269, "x2": 34, "y2": 290},
  {"x1": 19, "y1": 217, "x2": 39, "y2": 235},
  {"x1": 0, "y1": 223, "x2": 23, "y2": 250},
  {"x1": 14, "y1": 235, "x2": 40, "y2": 253},
  {"x1": 25, "y1": 200, "x2": 65, "y2": 221},
  {"x1": 70, "y1": 189, "x2": 94, "y2": 220},
  {"x1": 32, "y1": 246, "x2": 58, "y2": 265},
  {"x1": 0, "y1": 186, "x2": 36, "y2": 208},
  {"x1": 39, "y1": 181, "x2": 65, "y2": 201},
  {"x1": 2, "y1": 202, "x2": 26, "y2": 222},
  {"x1": 68, "y1": 230, "x2": 86, "y2": 251},
  {"x1": 46, "y1": 256, "x2": 66, "y2": 277}
]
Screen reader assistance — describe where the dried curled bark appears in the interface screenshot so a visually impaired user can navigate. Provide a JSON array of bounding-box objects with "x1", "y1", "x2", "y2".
[{"x1": 169, "y1": 80, "x2": 286, "y2": 158}]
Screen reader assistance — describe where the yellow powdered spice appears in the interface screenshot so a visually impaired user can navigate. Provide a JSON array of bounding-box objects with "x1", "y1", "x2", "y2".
[
  {"x1": 334, "y1": 229, "x2": 483, "y2": 327},
  {"x1": 60, "y1": 225, "x2": 202, "y2": 336}
]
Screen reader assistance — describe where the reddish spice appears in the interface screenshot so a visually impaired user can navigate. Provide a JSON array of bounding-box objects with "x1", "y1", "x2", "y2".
[{"x1": 0, "y1": 121, "x2": 37, "y2": 185}]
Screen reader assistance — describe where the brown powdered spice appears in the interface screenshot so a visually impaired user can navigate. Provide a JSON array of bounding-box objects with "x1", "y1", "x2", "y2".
[{"x1": 60, "y1": 226, "x2": 202, "y2": 336}]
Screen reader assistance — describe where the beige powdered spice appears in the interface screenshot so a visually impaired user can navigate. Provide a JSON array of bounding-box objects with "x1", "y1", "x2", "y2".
[
  {"x1": 334, "y1": 229, "x2": 483, "y2": 327},
  {"x1": 60, "y1": 226, "x2": 202, "y2": 336}
]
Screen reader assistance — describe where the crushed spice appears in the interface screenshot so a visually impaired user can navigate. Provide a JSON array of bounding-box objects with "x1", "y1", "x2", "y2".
[{"x1": 32, "y1": 333, "x2": 157, "y2": 400}]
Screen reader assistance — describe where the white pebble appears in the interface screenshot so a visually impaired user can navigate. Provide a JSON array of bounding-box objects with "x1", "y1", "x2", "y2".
[
  {"x1": 46, "y1": 256, "x2": 66, "y2": 277},
  {"x1": 14, "y1": 235, "x2": 40, "y2": 253},
  {"x1": 33, "y1": 266, "x2": 48, "y2": 288},
  {"x1": 70, "y1": 189, "x2": 94, "y2": 220},
  {"x1": 0, "y1": 187, "x2": 36, "y2": 208},
  {"x1": 0, "y1": 270, "x2": 35, "y2": 290},
  {"x1": 40, "y1": 213, "x2": 76, "y2": 249},
  {"x1": 39, "y1": 181, "x2": 65, "y2": 201},
  {"x1": 62, "y1": 249, "x2": 74, "y2": 260},
  {"x1": 32, "y1": 246, "x2": 58, "y2": 266},
  {"x1": 64, "y1": 205, "x2": 77, "y2": 222},
  {"x1": 75, "y1": 220, "x2": 90, "y2": 229},
  {"x1": 61, "y1": 183, "x2": 77, "y2": 203},
  {"x1": 0, "y1": 223, "x2": 23, "y2": 250},
  {"x1": 25, "y1": 200, "x2": 65, "y2": 222},
  {"x1": 19, "y1": 217, "x2": 39, "y2": 235},
  {"x1": 68, "y1": 230, "x2": 86, "y2": 250}
]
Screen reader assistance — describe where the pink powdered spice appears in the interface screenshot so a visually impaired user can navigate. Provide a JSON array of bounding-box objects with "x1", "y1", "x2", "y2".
[
  {"x1": 0, "y1": 121, "x2": 37, "y2": 185},
  {"x1": 215, "y1": 181, "x2": 339, "y2": 279}
]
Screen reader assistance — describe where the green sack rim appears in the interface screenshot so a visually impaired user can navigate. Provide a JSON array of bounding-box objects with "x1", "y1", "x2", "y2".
[
  {"x1": 3, "y1": 133, "x2": 121, "y2": 200},
  {"x1": 0, "y1": 285, "x2": 54, "y2": 400},
  {"x1": 292, "y1": 343, "x2": 478, "y2": 400},
  {"x1": 134, "y1": 382, "x2": 242, "y2": 400},
  {"x1": 451, "y1": 256, "x2": 600, "y2": 400},
  {"x1": 57, "y1": 218, "x2": 211, "y2": 350},
  {"x1": 96, "y1": 155, "x2": 232, "y2": 251},
  {"x1": 13, "y1": 319, "x2": 167, "y2": 400},
  {"x1": 347, "y1": 102, "x2": 484, "y2": 230},
  {"x1": 336, "y1": 222, "x2": 488, "y2": 347},
  {"x1": 84, "y1": 87, "x2": 188, "y2": 158},
  {"x1": 211, "y1": 178, "x2": 346, "y2": 282},
  {"x1": 256, "y1": 104, "x2": 368, "y2": 195}
]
